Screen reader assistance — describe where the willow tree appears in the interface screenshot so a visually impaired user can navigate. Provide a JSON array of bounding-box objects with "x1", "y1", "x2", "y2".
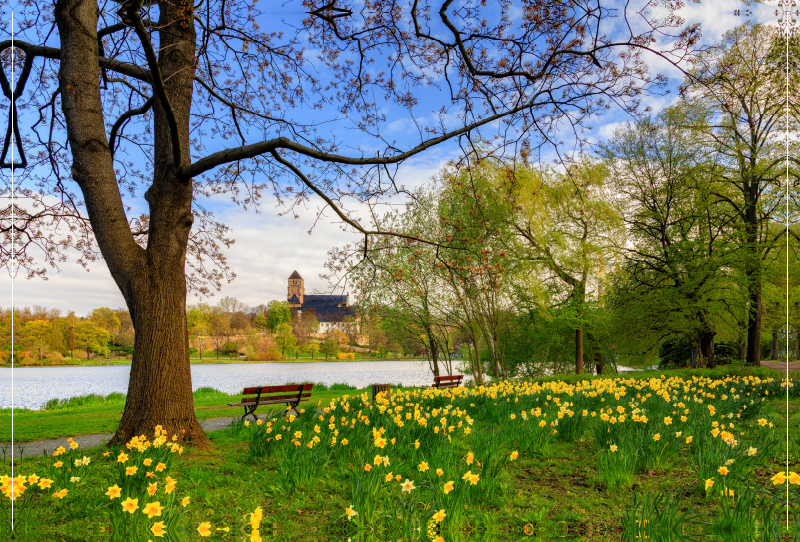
[
  {"x1": 492, "y1": 158, "x2": 623, "y2": 374},
  {"x1": 1, "y1": 0, "x2": 701, "y2": 444}
]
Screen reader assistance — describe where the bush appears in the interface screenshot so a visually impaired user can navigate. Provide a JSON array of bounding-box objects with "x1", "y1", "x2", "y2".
[
  {"x1": 222, "y1": 341, "x2": 241, "y2": 356},
  {"x1": 714, "y1": 342, "x2": 741, "y2": 365},
  {"x1": 249, "y1": 349, "x2": 281, "y2": 361},
  {"x1": 46, "y1": 352, "x2": 67, "y2": 365},
  {"x1": 658, "y1": 337, "x2": 692, "y2": 369},
  {"x1": 336, "y1": 352, "x2": 355, "y2": 359}
]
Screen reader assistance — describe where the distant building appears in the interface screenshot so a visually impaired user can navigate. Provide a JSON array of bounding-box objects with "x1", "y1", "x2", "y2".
[{"x1": 287, "y1": 271, "x2": 356, "y2": 333}]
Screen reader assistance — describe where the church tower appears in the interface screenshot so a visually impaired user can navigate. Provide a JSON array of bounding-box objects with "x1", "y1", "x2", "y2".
[{"x1": 287, "y1": 270, "x2": 304, "y2": 307}]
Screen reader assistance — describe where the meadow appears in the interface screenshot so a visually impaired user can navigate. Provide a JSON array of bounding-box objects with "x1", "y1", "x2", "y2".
[{"x1": 1, "y1": 368, "x2": 798, "y2": 541}]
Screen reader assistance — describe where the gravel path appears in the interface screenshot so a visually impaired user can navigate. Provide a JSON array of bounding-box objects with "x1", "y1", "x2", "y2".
[
  {"x1": 761, "y1": 360, "x2": 800, "y2": 373},
  {"x1": 0, "y1": 408, "x2": 330, "y2": 460},
  {"x1": 0, "y1": 416, "x2": 242, "y2": 460}
]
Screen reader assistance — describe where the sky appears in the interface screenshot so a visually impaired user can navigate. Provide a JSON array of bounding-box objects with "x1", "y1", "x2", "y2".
[{"x1": 2, "y1": 0, "x2": 785, "y2": 316}]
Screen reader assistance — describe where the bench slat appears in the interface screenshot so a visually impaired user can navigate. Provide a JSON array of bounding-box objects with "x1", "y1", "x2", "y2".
[
  {"x1": 231, "y1": 392, "x2": 313, "y2": 405},
  {"x1": 432, "y1": 374, "x2": 463, "y2": 389},
  {"x1": 241, "y1": 384, "x2": 313, "y2": 395},
  {"x1": 228, "y1": 396, "x2": 311, "y2": 407}
]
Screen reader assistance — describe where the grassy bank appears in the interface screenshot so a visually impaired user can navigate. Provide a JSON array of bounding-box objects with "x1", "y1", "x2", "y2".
[
  {"x1": 1, "y1": 364, "x2": 792, "y2": 443},
  {"x1": 0, "y1": 384, "x2": 416, "y2": 443},
  {"x1": 1, "y1": 371, "x2": 796, "y2": 541}
]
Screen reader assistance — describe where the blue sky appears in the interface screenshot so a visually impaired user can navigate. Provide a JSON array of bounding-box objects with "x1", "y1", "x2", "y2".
[{"x1": 2, "y1": 0, "x2": 780, "y2": 316}]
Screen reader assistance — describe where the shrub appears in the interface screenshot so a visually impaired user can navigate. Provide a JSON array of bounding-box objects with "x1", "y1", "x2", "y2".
[
  {"x1": 658, "y1": 337, "x2": 692, "y2": 369},
  {"x1": 336, "y1": 352, "x2": 355, "y2": 359},
  {"x1": 249, "y1": 349, "x2": 281, "y2": 361},
  {"x1": 46, "y1": 352, "x2": 66, "y2": 365},
  {"x1": 221, "y1": 341, "x2": 240, "y2": 356}
]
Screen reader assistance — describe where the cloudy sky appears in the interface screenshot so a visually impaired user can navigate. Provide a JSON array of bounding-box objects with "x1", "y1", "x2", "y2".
[{"x1": 3, "y1": 0, "x2": 782, "y2": 316}]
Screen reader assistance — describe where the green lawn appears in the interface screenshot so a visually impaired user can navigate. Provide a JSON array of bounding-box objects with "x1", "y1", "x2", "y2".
[{"x1": 1, "y1": 369, "x2": 797, "y2": 541}]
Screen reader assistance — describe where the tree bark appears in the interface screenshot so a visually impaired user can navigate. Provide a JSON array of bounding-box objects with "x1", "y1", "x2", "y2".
[
  {"x1": 575, "y1": 326, "x2": 584, "y2": 374},
  {"x1": 745, "y1": 291, "x2": 762, "y2": 367},
  {"x1": 56, "y1": 0, "x2": 208, "y2": 447},
  {"x1": 429, "y1": 335, "x2": 440, "y2": 377},
  {"x1": 700, "y1": 331, "x2": 716, "y2": 369}
]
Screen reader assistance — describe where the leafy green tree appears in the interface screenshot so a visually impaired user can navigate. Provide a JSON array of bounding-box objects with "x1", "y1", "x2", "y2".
[
  {"x1": 320, "y1": 336, "x2": 339, "y2": 359},
  {"x1": 91, "y1": 307, "x2": 121, "y2": 334},
  {"x1": 682, "y1": 22, "x2": 800, "y2": 365},
  {"x1": 75, "y1": 321, "x2": 112, "y2": 359},
  {"x1": 602, "y1": 105, "x2": 746, "y2": 368},
  {"x1": 306, "y1": 341, "x2": 320, "y2": 359},
  {"x1": 266, "y1": 301, "x2": 292, "y2": 332},
  {"x1": 274, "y1": 323, "x2": 297, "y2": 357},
  {"x1": 483, "y1": 156, "x2": 623, "y2": 374},
  {"x1": 253, "y1": 313, "x2": 269, "y2": 333}
]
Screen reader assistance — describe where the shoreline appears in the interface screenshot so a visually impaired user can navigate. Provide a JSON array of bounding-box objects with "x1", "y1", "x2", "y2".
[{"x1": 0, "y1": 357, "x2": 428, "y2": 368}]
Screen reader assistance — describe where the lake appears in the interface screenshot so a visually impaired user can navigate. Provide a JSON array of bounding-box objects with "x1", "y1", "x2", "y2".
[{"x1": 0, "y1": 360, "x2": 436, "y2": 410}]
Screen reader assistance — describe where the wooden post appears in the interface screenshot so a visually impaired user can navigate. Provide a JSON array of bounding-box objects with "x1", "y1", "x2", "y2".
[{"x1": 371, "y1": 384, "x2": 391, "y2": 402}]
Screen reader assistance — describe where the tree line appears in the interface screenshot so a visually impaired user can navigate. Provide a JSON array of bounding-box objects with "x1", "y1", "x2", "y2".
[
  {"x1": 346, "y1": 24, "x2": 799, "y2": 385},
  {"x1": 0, "y1": 297, "x2": 386, "y2": 364}
]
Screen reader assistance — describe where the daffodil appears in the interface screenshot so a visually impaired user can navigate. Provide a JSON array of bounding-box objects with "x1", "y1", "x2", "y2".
[
  {"x1": 142, "y1": 501, "x2": 164, "y2": 519},
  {"x1": 106, "y1": 485, "x2": 122, "y2": 499},
  {"x1": 250, "y1": 506, "x2": 263, "y2": 530},
  {"x1": 197, "y1": 522, "x2": 212, "y2": 537},
  {"x1": 150, "y1": 521, "x2": 166, "y2": 538},
  {"x1": 121, "y1": 497, "x2": 139, "y2": 513},
  {"x1": 400, "y1": 479, "x2": 416, "y2": 493}
]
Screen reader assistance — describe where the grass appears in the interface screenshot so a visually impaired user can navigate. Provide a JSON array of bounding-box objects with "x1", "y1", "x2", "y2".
[
  {"x1": 0, "y1": 369, "x2": 797, "y2": 541},
  {"x1": 0, "y1": 383, "x2": 413, "y2": 443}
]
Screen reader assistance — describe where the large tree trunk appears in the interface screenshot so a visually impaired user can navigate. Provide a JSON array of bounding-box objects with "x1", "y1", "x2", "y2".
[
  {"x1": 700, "y1": 331, "x2": 716, "y2": 369},
  {"x1": 745, "y1": 290, "x2": 762, "y2": 367},
  {"x1": 56, "y1": 0, "x2": 207, "y2": 447},
  {"x1": 575, "y1": 326, "x2": 584, "y2": 374}
]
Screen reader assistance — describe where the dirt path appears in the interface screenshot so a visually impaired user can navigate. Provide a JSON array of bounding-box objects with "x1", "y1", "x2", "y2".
[{"x1": 761, "y1": 360, "x2": 800, "y2": 373}]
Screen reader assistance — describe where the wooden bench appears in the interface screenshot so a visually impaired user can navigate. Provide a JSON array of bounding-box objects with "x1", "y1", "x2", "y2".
[
  {"x1": 431, "y1": 374, "x2": 463, "y2": 389},
  {"x1": 228, "y1": 384, "x2": 313, "y2": 422}
]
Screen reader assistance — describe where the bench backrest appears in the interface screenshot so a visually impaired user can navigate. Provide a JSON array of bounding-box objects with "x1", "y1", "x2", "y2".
[
  {"x1": 433, "y1": 375, "x2": 463, "y2": 388},
  {"x1": 239, "y1": 383, "x2": 313, "y2": 404}
]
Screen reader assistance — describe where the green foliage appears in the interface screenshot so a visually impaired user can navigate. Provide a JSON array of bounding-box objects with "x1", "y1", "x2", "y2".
[
  {"x1": 252, "y1": 313, "x2": 268, "y2": 332},
  {"x1": 320, "y1": 336, "x2": 339, "y2": 358},
  {"x1": 266, "y1": 300, "x2": 291, "y2": 332},
  {"x1": 221, "y1": 341, "x2": 240, "y2": 356}
]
